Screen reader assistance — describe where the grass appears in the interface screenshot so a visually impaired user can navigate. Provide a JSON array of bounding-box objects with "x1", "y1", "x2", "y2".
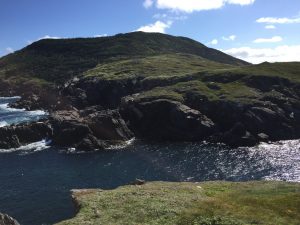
[
  {"x1": 56, "y1": 181, "x2": 300, "y2": 225},
  {"x1": 209, "y1": 62, "x2": 300, "y2": 83},
  {"x1": 83, "y1": 53, "x2": 234, "y2": 80},
  {"x1": 135, "y1": 79, "x2": 262, "y2": 104}
]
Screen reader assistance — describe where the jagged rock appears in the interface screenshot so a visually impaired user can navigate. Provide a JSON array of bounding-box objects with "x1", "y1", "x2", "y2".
[
  {"x1": 0, "y1": 122, "x2": 52, "y2": 149},
  {"x1": 257, "y1": 133, "x2": 269, "y2": 142},
  {"x1": 86, "y1": 110, "x2": 133, "y2": 141},
  {"x1": 121, "y1": 98, "x2": 215, "y2": 141},
  {"x1": 50, "y1": 109, "x2": 133, "y2": 151},
  {"x1": 0, "y1": 135, "x2": 20, "y2": 149},
  {"x1": 210, "y1": 123, "x2": 258, "y2": 147},
  {"x1": 0, "y1": 213, "x2": 20, "y2": 225}
]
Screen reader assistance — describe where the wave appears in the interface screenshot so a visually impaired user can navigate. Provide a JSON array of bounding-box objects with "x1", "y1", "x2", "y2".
[
  {"x1": 0, "y1": 140, "x2": 51, "y2": 154},
  {"x1": 0, "y1": 98, "x2": 48, "y2": 127},
  {"x1": 0, "y1": 96, "x2": 21, "y2": 103},
  {"x1": 106, "y1": 138, "x2": 136, "y2": 150}
]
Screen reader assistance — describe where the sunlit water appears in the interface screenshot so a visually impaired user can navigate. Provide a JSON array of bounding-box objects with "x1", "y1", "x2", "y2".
[{"x1": 0, "y1": 97, "x2": 299, "y2": 225}]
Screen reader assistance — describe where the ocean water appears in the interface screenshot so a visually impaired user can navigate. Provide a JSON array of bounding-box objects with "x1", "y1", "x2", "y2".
[
  {"x1": 0, "y1": 97, "x2": 47, "y2": 127},
  {"x1": 0, "y1": 97, "x2": 299, "y2": 225}
]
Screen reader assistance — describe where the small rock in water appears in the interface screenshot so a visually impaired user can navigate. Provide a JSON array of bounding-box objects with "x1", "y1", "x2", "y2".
[{"x1": 130, "y1": 179, "x2": 146, "y2": 185}]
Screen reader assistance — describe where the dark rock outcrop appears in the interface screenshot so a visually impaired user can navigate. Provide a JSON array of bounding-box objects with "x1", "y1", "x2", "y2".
[
  {"x1": 63, "y1": 77, "x2": 140, "y2": 109},
  {"x1": 50, "y1": 108, "x2": 133, "y2": 151},
  {"x1": 121, "y1": 97, "x2": 215, "y2": 141},
  {"x1": 0, "y1": 213, "x2": 20, "y2": 225},
  {"x1": 0, "y1": 122, "x2": 52, "y2": 149}
]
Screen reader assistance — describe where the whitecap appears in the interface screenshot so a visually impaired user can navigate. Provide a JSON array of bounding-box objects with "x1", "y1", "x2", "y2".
[
  {"x1": 106, "y1": 138, "x2": 136, "y2": 150},
  {"x1": 0, "y1": 140, "x2": 51, "y2": 154},
  {"x1": 0, "y1": 121, "x2": 8, "y2": 127}
]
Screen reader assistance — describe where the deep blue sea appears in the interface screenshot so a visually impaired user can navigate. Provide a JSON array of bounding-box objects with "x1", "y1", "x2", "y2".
[{"x1": 0, "y1": 97, "x2": 299, "y2": 225}]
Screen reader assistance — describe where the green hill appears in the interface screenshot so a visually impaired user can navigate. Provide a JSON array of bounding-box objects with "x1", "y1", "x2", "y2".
[{"x1": 0, "y1": 32, "x2": 248, "y2": 87}]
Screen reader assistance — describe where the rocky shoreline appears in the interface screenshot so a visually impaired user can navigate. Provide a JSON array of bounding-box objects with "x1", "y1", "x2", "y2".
[{"x1": 1, "y1": 71, "x2": 299, "y2": 152}]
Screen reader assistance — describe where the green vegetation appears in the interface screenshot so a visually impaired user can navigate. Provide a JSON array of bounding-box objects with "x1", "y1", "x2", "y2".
[
  {"x1": 56, "y1": 181, "x2": 300, "y2": 225},
  {"x1": 0, "y1": 32, "x2": 246, "y2": 86},
  {"x1": 209, "y1": 62, "x2": 300, "y2": 83},
  {"x1": 84, "y1": 53, "x2": 234, "y2": 80}
]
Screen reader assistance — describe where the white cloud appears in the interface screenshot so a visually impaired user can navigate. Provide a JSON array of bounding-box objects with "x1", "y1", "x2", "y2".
[
  {"x1": 5, "y1": 47, "x2": 14, "y2": 54},
  {"x1": 94, "y1": 34, "x2": 108, "y2": 38},
  {"x1": 209, "y1": 39, "x2": 218, "y2": 45},
  {"x1": 152, "y1": 0, "x2": 255, "y2": 13},
  {"x1": 39, "y1": 35, "x2": 61, "y2": 40},
  {"x1": 224, "y1": 45, "x2": 300, "y2": 64},
  {"x1": 226, "y1": 0, "x2": 255, "y2": 4},
  {"x1": 27, "y1": 35, "x2": 62, "y2": 45},
  {"x1": 253, "y1": 36, "x2": 282, "y2": 43},
  {"x1": 143, "y1": 0, "x2": 154, "y2": 8},
  {"x1": 137, "y1": 20, "x2": 172, "y2": 33},
  {"x1": 256, "y1": 16, "x2": 300, "y2": 24},
  {"x1": 265, "y1": 25, "x2": 276, "y2": 29},
  {"x1": 222, "y1": 35, "x2": 236, "y2": 41},
  {"x1": 153, "y1": 13, "x2": 187, "y2": 21}
]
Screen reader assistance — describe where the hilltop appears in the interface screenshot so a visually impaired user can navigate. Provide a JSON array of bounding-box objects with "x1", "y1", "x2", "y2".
[{"x1": 0, "y1": 32, "x2": 247, "y2": 88}]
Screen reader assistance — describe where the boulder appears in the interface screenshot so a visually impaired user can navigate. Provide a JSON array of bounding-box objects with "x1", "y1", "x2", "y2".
[
  {"x1": 0, "y1": 213, "x2": 20, "y2": 225},
  {"x1": 121, "y1": 98, "x2": 215, "y2": 141}
]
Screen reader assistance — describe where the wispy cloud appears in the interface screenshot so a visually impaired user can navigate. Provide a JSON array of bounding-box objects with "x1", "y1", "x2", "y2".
[
  {"x1": 153, "y1": 13, "x2": 187, "y2": 21},
  {"x1": 209, "y1": 39, "x2": 218, "y2": 45},
  {"x1": 145, "y1": 0, "x2": 255, "y2": 13},
  {"x1": 39, "y1": 35, "x2": 61, "y2": 40},
  {"x1": 143, "y1": 0, "x2": 154, "y2": 8},
  {"x1": 137, "y1": 20, "x2": 172, "y2": 33},
  {"x1": 5, "y1": 47, "x2": 14, "y2": 54},
  {"x1": 222, "y1": 35, "x2": 236, "y2": 41},
  {"x1": 94, "y1": 34, "x2": 108, "y2": 38},
  {"x1": 265, "y1": 25, "x2": 276, "y2": 29},
  {"x1": 256, "y1": 16, "x2": 300, "y2": 24},
  {"x1": 27, "y1": 35, "x2": 62, "y2": 45},
  {"x1": 224, "y1": 45, "x2": 300, "y2": 64},
  {"x1": 253, "y1": 36, "x2": 282, "y2": 43}
]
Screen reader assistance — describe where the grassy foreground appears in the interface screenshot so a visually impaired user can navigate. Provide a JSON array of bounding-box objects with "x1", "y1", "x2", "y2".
[{"x1": 56, "y1": 181, "x2": 300, "y2": 225}]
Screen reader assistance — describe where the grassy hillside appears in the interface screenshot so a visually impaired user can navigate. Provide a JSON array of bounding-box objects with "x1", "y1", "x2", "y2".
[
  {"x1": 83, "y1": 53, "x2": 235, "y2": 80},
  {"x1": 0, "y1": 32, "x2": 248, "y2": 86},
  {"x1": 56, "y1": 181, "x2": 300, "y2": 225}
]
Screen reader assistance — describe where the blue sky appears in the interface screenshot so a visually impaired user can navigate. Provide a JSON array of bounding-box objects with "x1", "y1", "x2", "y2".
[{"x1": 1, "y1": 0, "x2": 300, "y2": 63}]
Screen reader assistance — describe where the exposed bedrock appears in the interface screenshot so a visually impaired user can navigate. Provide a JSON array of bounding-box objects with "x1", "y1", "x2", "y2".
[
  {"x1": 120, "y1": 97, "x2": 216, "y2": 141},
  {"x1": 0, "y1": 122, "x2": 52, "y2": 149},
  {"x1": 50, "y1": 107, "x2": 133, "y2": 151}
]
